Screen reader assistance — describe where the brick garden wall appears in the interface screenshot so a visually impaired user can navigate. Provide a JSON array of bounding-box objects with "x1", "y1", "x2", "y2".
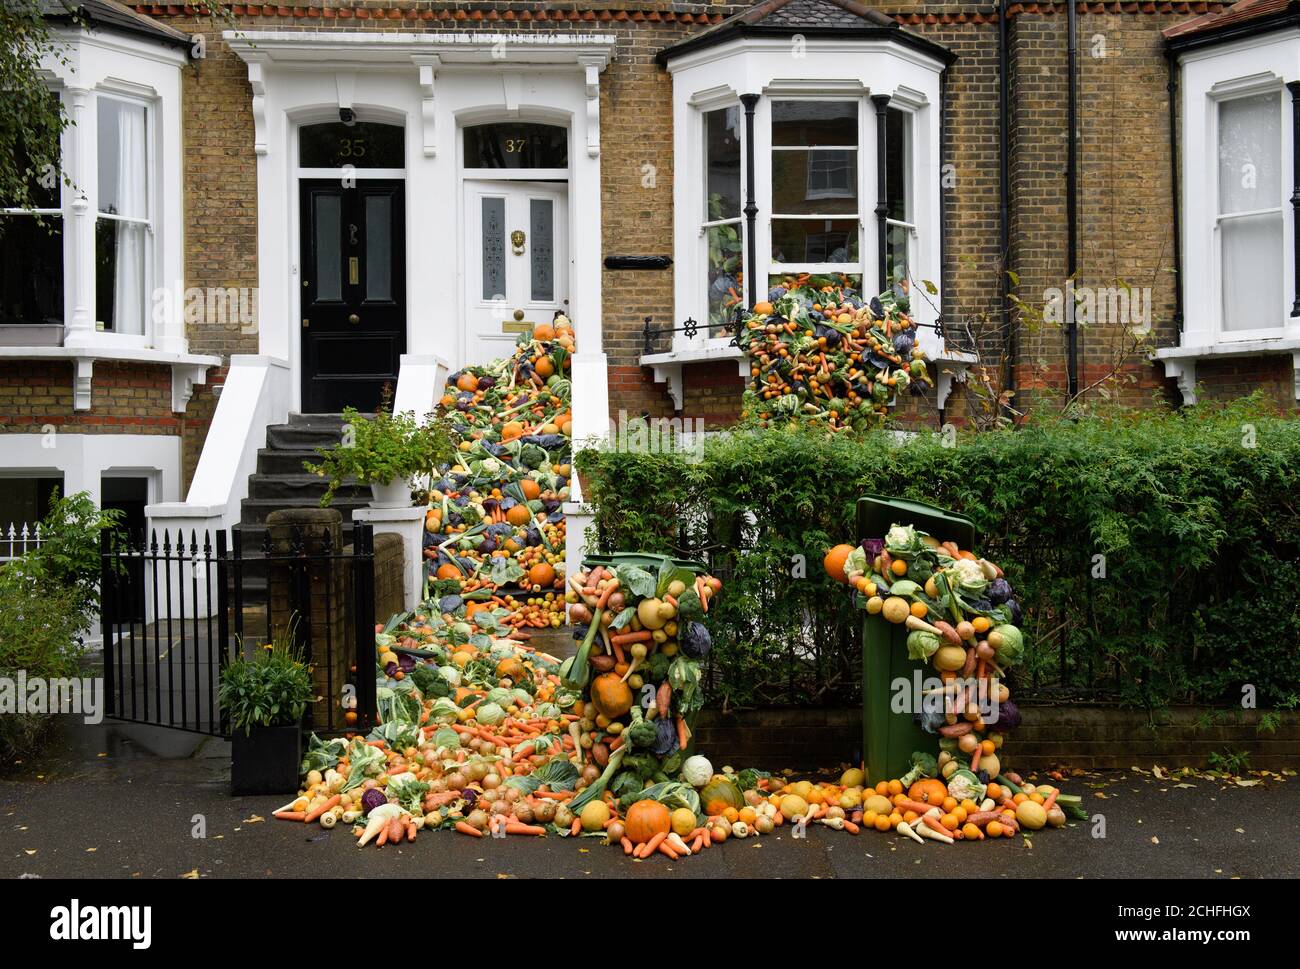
[
  {"x1": 696, "y1": 705, "x2": 1300, "y2": 772},
  {"x1": 0, "y1": 361, "x2": 177, "y2": 434}
]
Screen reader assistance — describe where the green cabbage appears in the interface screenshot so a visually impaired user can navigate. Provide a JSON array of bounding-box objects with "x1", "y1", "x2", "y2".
[
  {"x1": 907, "y1": 630, "x2": 942, "y2": 661},
  {"x1": 475, "y1": 701, "x2": 506, "y2": 726},
  {"x1": 991, "y1": 624, "x2": 1024, "y2": 666},
  {"x1": 429, "y1": 697, "x2": 462, "y2": 723}
]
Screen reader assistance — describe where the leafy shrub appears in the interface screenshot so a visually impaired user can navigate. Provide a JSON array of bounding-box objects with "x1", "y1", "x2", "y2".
[
  {"x1": 576, "y1": 396, "x2": 1300, "y2": 711},
  {"x1": 306, "y1": 406, "x2": 456, "y2": 506},
  {"x1": 0, "y1": 491, "x2": 119, "y2": 761}
]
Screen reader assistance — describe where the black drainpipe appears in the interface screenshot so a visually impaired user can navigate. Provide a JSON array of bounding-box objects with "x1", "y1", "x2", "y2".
[
  {"x1": 872, "y1": 94, "x2": 892, "y2": 293},
  {"x1": 1289, "y1": 81, "x2": 1300, "y2": 317},
  {"x1": 741, "y1": 93, "x2": 760, "y2": 311},
  {"x1": 1065, "y1": 0, "x2": 1080, "y2": 399},
  {"x1": 999, "y1": 0, "x2": 1015, "y2": 410},
  {"x1": 1166, "y1": 51, "x2": 1185, "y2": 334}
]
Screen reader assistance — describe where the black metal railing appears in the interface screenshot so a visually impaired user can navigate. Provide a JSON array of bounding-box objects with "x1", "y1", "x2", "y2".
[
  {"x1": 99, "y1": 523, "x2": 377, "y2": 738},
  {"x1": 641, "y1": 308, "x2": 744, "y2": 356}
]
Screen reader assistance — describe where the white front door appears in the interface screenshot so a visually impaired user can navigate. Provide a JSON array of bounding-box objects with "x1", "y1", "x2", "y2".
[{"x1": 463, "y1": 180, "x2": 569, "y2": 366}]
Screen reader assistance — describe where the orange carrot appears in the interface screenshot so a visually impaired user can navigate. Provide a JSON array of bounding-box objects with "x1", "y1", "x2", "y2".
[
  {"x1": 505, "y1": 822, "x2": 546, "y2": 836},
  {"x1": 843, "y1": 820, "x2": 860, "y2": 835},
  {"x1": 658, "y1": 840, "x2": 678, "y2": 859},
  {"x1": 406, "y1": 821, "x2": 418, "y2": 842},
  {"x1": 609, "y1": 630, "x2": 652, "y2": 647},
  {"x1": 1043, "y1": 787, "x2": 1060, "y2": 811},
  {"x1": 273, "y1": 810, "x2": 306, "y2": 821},
  {"x1": 676, "y1": 716, "x2": 689, "y2": 751},
  {"x1": 570, "y1": 817, "x2": 582, "y2": 836},
  {"x1": 621, "y1": 836, "x2": 634, "y2": 855},
  {"x1": 643, "y1": 831, "x2": 667, "y2": 856},
  {"x1": 376, "y1": 826, "x2": 389, "y2": 847},
  {"x1": 595, "y1": 578, "x2": 620, "y2": 610},
  {"x1": 454, "y1": 821, "x2": 483, "y2": 838},
  {"x1": 304, "y1": 795, "x2": 341, "y2": 823}
]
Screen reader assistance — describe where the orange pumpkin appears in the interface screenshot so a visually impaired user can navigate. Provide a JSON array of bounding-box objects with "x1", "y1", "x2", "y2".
[
  {"x1": 435, "y1": 563, "x2": 461, "y2": 581},
  {"x1": 519, "y1": 478, "x2": 541, "y2": 500},
  {"x1": 501, "y1": 420, "x2": 525, "y2": 441},
  {"x1": 700, "y1": 778, "x2": 744, "y2": 817},
  {"x1": 456, "y1": 372, "x2": 479, "y2": 393},
  {"x1": 528, "y1": 562, "x2": 556, "y2": 588},
  {"x1": 625, "y1": 799, "x2": 671, "y2": 844},
  {"x1": 590, "y1": 672, "x2": 633, "y2": 719},
  {"x1": 535, "y1": 356, "x2": 555, "y2": 379},
  {"x1": 533, "y1": 322, "x2": 555, "y2": 342},
  {"x1": 495, "y1": 657, "x2": 526, "y2": 681},
  {"x1": 506, "y1": 504, "x2": 533, "y2": 527},
  {"x1": 823, "y1": 543, "x2": 855, "y2": 584},
  {"x1": 908, "y1": 779, "x2": 949, "y2": 805}
]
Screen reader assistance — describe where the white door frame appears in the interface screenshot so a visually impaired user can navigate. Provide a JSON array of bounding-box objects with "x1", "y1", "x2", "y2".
[{"x1": 227, "y1": 31, "x2": 613, "y2": 455}]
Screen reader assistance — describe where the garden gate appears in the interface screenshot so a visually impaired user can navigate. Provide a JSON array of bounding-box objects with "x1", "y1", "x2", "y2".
[{"x1": 98, "y1": 523, "x2": 377, "y2": 738}]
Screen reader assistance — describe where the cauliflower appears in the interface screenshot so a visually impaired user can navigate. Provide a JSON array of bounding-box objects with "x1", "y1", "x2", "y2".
[{"x1": 950, "y1": 557, "x2": 989, "y2": 594}]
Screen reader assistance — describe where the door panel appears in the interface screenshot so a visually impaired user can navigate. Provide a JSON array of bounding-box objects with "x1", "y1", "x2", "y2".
[
  {"x1": 464, "y1": 181, "x2": 568, "y2": 366},
  {"x1": 300, "y1": 179, "x2": 406, "y2": 413}
]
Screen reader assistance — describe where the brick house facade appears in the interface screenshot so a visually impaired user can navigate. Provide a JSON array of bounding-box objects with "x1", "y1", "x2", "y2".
[{"x1": 1, "y1": 0, "x2": 1296, "y2": 531}]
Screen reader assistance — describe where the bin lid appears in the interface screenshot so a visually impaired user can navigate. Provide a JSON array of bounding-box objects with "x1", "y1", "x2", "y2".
[{"x1": 856, "y1": 494, "x2": 976, "y2": 548}]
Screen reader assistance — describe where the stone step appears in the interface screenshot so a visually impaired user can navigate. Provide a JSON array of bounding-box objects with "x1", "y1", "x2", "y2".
[
  {"x1": 246, "y1": 473, "x2": 368, "y2": 503},
  {"x1": 255, "y1": 448, "x2": 324, "y2": 476},
  {"x1": 238, "y1": 495, "x2": 372, "y2": 527},
  {"x1": 264, "y1": 421, "x2": 347, "y2": 451}
]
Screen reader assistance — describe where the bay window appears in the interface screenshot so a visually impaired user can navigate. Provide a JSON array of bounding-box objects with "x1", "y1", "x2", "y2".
[
  {"x1": 1216, "y1": 91, "x2": 1284, "y2": 333},
  {"x1": 95, "y1": 96, "x2": 151, "y2": 336},
  {"x1": 769, "y1": 100, "x2": 861, "y2": 288},
  {"x1": 884, "y1": 107, "x2": 914, "y2": 293},
  {"x1": 0, "y1": 152, "x2": 64, "y2": 327},
  {"x1": 703, "y1": 106, "x2": 744, "y2": 334}
]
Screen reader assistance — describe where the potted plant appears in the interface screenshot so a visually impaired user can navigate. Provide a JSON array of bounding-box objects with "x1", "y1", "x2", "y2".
[
  {"x1": 220, "y1": 629, "x2": 315, "y2": 795},
  {"x1": 305, "y1": 406, "x2": 454, "y2": 508}
]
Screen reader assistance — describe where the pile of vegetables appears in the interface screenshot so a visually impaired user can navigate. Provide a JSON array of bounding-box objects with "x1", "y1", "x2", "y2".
[
  {"x1": 737, "y1": 277, "x2": 932, "y2": 432},
  {"x1": 555, "y1": 556, "x2": 721, "y2": 857},
  {"x1": 423, "y1": 316, "x2": 574, "y2": 628},
  {"x1": 815, "y1": 523, "x2": 1085, "y2": 842}
]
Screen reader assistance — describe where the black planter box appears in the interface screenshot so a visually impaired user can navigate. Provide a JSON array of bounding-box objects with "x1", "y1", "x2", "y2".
[{"x1": 230, "y1": 723, "x2": 302, "y2": 796}]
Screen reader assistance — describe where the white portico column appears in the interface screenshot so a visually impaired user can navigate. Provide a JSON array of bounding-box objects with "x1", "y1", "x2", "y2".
[
  {"x1": 564, "y1": 55, "x2": 611, "y2": 578},
  {"x1": 61, "y1": 83, "x2": 97, "y2": 348}
]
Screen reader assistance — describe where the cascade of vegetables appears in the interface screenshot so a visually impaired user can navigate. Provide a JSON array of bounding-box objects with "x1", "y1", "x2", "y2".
[
  {"x1": 737, "y1": 276, "x2": 933, "y2": 432},
  {"x1": 274, "y1": 543, "x2": 1083, "y2": 854},
  {"x1": 820, "y1": 524, "x2": 1087, "y2": 841},
  {"x1": 422, "y1": 316, "x2": 574, "y2": 630}
]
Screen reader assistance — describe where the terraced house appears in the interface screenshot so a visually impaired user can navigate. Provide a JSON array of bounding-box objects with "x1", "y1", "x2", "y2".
[{"x1": 1, "y1": 0, "x2": 1297, "y2": 548}]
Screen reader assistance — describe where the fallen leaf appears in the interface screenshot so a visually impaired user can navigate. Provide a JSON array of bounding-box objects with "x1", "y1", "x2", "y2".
[
  {"x1": 1234, "y1": 779, "x2": 1261, "y2": 787},
  {"x1": 24, "y1": 850, "x2": 35, "y2": 855},
  {"x1": 1151, "y1": 837, "x2": 1159, "y2": 845},
  {"x1": 85, "y1": 847, "x2": 97, "y2": 853},
  {"x1": 242, "y1": 814, "x2": 265, "y2": 824},
  {"x1": 180, "y1": 869, "x2": 199, "y2": 879},
  {"x1": 1152, "y1": 766, "x2": 1166, "y2": 780},
  {"x1": 1175, "y1": 783, "x2": 1196, "y2": 789}
]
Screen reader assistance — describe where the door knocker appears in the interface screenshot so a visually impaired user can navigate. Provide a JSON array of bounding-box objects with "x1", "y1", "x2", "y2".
[{"x1": 510, "y1": 229, "x2": 526, "y2": 255}]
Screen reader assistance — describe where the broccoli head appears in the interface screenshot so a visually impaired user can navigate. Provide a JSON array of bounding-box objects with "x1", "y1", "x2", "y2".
[{"x1": 899, "y1": 750, "x2": 939, "y2": 787}]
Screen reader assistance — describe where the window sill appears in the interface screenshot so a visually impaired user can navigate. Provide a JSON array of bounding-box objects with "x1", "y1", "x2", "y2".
[
  {"x1": 929, "y1": 346, "x2": 979, "y2": 410},
  {"x1": 1152, "y1": 337, "x2": 1300, "y2": 405},
  {"x1": 0, "y1": 345, "x2": 222, "y2": 413},
  {"x1": 639, "y1": 342, "x2": 748, "y2": 410}
]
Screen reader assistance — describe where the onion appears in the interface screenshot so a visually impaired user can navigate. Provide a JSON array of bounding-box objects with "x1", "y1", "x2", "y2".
[
  {"x1": 482, "y1": 772, "x2": 501, "y2": 790},
  {"x1": 490, "y1": 799, "x2": 510, "y2": 816},
  {"x1": 466, "y1": 809, "x2": 489, "y2": 831},
  {"x1": 581, "y1": 764, "x2": 601, "y2": 785},
  {"x1": 503, "y1": 786, "x2": 521, "y2": 803},
  {"x1": 466, "y1": 762, "x2": 488, "y2": 782},
  {"x1": 513, "y1": 803, "x2": 535, "y2": 824},
  {"x1": 445, "y1": 771, "x2": 467, "y2": 789},
  {"x1": 607, "y1": 820, "x2": 625, "y2": 842},
  {"x1": 428, "y1": 778, "x2": 447, "y2": 794},
  {"x1": 533, "y1": 800, "x2": 557, "y2": 823}
]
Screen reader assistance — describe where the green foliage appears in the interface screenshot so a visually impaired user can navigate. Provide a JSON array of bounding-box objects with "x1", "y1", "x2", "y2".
[
  {"x1": 21, "y1": 489, "x2": 121, "y2": 631},
  {"x1": 305, "y1": 407, "x2": 456, "y2": 506},
  {"x1": 219, "y1": 628, "x2": 315, "y2": 735},
  {"x1": 576, "y1": 395, "x2": 1300, "y2": 712},
  {"x1": 0, "y1": 1, "x2": 73, "y2": 213}
]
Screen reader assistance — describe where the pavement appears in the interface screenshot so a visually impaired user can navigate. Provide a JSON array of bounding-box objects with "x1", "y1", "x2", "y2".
[{"x1": 1, "y1": 713, "x2": 1296, "y2": 879}]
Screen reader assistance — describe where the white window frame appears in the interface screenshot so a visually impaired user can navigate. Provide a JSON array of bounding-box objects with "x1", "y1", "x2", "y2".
[
  {"x1": 94, "y1": 90, "x2": 157, "y2": 344},
  {"x1": 768, "y1": 95, "x2": 864, "y2": 280},
  {"x1": 1177, "y1": 31, "x2": 1299, "y2": 347},
  {"x1": 700, "y1": 102, "x2": 746, "y2": 338},
  {"x1": 1209, "y1": 84, "x2": 1287, "y2": 343},
  {"x1": 884, "y1": 104, "x2": 917, "y2": 291}
]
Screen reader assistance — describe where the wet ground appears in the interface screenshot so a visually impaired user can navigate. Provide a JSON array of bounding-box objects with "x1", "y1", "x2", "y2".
[{"x1": 1, "y1": 709, "x2": 1294, "y2": 879}]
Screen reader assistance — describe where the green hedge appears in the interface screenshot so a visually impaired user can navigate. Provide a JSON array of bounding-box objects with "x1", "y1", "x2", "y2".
[{"x1": 575, "y1": 398, "x2": 1300, "y2": 711}]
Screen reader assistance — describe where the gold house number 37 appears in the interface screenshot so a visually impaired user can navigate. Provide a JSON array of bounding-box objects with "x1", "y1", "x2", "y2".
[{"x1": 505, "y1": 138, "x2": 527, "y2": 153}]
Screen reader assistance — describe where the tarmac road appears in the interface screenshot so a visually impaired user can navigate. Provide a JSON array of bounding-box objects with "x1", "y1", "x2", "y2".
[{"x1": 1, "y1": 720, "x2": 1294, "y2": 879}]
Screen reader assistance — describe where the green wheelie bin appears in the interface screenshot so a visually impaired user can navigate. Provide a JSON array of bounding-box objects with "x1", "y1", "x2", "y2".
[{"x1": 856, "y1": 495, "x2": 976, "y2": 785}]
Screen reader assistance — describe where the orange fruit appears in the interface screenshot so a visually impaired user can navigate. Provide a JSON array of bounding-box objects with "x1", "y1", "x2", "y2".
[
  {"x1": 533, "y1": 322, "x2": 556, "y2": 342},
  {"x1": 738, "y1": 807, "x2": 757, "y2": 824},
  {"x1": 520, "y1": 478, "x2": 541, "y2": 500},
  {"x1": 753, "y1": 300, "x2": 774, "y2": 316},
  {"x1": 962, "y1": 822, "x2": 982, "y2": 840},
  {"x1": 910, "y1": 601, "x2": 928, "y2": 618},
  {"x1": 822, "y1": 544, "x2": 855, "y2": 584},
  {"x1": 874, "y1": 814, "x2": 892, "y2": 832},
  {"x1": 506, "y1": 504, "x2": 532, "y2": 527},
  {"x1": 986, "y1": 820, "x2": 1004, "y2": 838},
  {"x1": 886, "y1": 779, "x2": 903, "y2": 796},
  {"x1": 890, "y1": 558, "x2": 909, "y2": 576},
  {"x1": 941, "y1": 796, "x2": 958, "y2": 813},
  {"x1": 535, "y1": 356, "x2": 555, "y2": 379},
  {"x1": 435, "y1": 563, "x2": 461, "y2": 581},
  {"x1": 456, "y1": 373, "x2": 479, "y2": 393},
  {"x1": 528, "y1": 562, "x2": 556, "y2": 588},
  {"x1": 940, "y1": 813, "x2": 960, "y2": 831},
  {"x1": 501, "y1": 421, "x2": 524, "y2": 441}
]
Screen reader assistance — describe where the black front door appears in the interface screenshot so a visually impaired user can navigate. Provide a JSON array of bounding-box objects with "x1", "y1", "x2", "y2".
[{"x1": 300, "y1": 179, "x2": 406, "y2": 413}]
